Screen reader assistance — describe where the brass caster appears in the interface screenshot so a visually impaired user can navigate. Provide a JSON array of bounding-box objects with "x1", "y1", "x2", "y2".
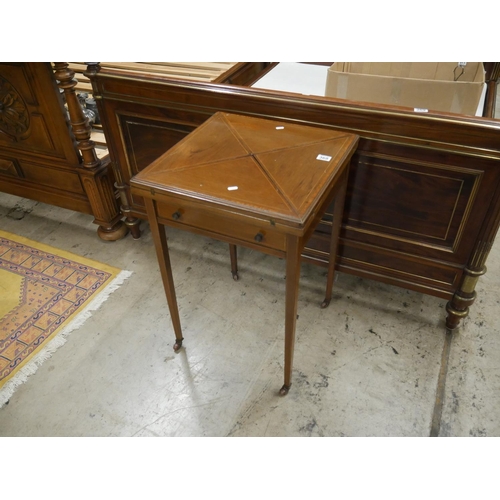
[
  {"x1": 279, "y1": 384, "x2": 291, "y2": 396},
  {"x1": 173, "y1": 338, "x2": 184, "y2": 352}
]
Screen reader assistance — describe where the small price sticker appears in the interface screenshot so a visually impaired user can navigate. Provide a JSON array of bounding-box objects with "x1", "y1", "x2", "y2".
[
  {"x1": 414, "y1": 108, "x2": 429, "y2": 113},
  {"x1": 316, "y1": 154, "x2": 332, "y2": 162}
]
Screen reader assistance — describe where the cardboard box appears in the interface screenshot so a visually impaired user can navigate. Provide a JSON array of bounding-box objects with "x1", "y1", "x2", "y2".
[{"x1": 325, "y1": 62, "x2": 485, "y2": 115}]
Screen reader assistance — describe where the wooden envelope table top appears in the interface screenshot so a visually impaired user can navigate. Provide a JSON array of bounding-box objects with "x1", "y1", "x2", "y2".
[{"x1": 131, "y1": 112, "x2": 359, "y2": 395}]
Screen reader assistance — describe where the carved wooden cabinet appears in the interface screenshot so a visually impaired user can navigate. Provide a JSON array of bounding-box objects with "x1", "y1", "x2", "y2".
[
  {"x1": 86, "y1": 62, "x2": 500, "y2": 332},
  {"x1": 0, "y1": 62, "x2": 126, "y2": 240}
]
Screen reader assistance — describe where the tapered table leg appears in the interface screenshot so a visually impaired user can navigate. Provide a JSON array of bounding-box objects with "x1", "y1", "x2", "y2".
[
  {"x1": 280, "y1": 235, "x2": 302, "y2": 396},
  {"x1": 322, "y1": 169, "x2": 348, "y2": 309},
  {"x1": 144, "y1": 198, "x2": 184, "y2": 351},
  {"x1": 229, "y1": 244, "x2": 239, "y2": 280}
]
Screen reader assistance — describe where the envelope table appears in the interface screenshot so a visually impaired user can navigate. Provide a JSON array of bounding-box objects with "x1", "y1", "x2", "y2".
[{"x1": 130, "y1": 112, "x2": 359, "y2": 395}]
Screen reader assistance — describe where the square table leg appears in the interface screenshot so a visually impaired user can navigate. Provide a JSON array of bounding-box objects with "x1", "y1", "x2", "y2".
[
  {"x1": 229, "y1": 244, "x2": 239, "y2": 281},
  {"x1": 321, "y1": 168, "x2": 349, "y2": 309},
  {"x1": 280, "y1": 235, "x2": 302, "y2": 396},
  {"x1": 144, "y1": 198, "x2": 184, "y2": 351}
]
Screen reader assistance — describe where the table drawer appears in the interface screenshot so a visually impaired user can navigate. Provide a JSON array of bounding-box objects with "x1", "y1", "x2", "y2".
[{"x1": 156, "y1": 198, "x2": 286, "y2": 252}]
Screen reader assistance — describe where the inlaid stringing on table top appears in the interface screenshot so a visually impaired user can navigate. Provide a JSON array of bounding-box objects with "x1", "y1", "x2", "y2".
[{"x1": 130, "y1": 112, "x2": 359, "y2": 395}]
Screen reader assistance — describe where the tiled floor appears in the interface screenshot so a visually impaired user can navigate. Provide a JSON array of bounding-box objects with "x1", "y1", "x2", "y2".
[{"x1": 1, "y1": 187, "x2": 499, "y2": 437}]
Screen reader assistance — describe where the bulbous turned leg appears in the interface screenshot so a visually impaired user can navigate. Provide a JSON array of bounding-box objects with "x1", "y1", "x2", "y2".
[
  {"x1": 115, "y1": 182, "x2": 141, "y2": 239},
  {"x1": 445, "y1": 301, "x2": 470, "y2": 334},
  {"x1": 97, "y1": 220, "x2": 128, "y2": 241},
  {"x1": 279, "y1": 384, "x2": 291, "y2": 396},
  {"x1": 126, "y1": 218, "x2": 141, "y2": 240},
  {"x1": 445, "y1": 266, "x2": 486, "y2": 333}
]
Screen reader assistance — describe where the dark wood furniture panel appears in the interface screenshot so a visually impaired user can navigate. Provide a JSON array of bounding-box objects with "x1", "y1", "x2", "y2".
[
  {"x1": 0, "y1": 62, "x2": 126, "y2": 240},
  {"x1": 86, "y1": 62, "x2": 500, "y2": 332},
  {"x1": 0, "y1": 62, "x2": 269, "y2": 240}
]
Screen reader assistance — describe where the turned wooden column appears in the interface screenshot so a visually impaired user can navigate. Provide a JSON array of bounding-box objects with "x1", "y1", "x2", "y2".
[
  {"x1": 446, "y1": 181, "x2": 500, "y2": 331},
  {"x1": 52, "y1": 62, "x2": 127, "y2": 241},
  {"x1": 84, "y1": 62, "x2": 142, "y2": 239}
]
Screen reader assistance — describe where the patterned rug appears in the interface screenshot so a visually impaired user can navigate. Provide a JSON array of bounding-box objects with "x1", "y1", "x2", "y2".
[{"x1": 0, "y1": 229, "x2": 131, "y2": 406}]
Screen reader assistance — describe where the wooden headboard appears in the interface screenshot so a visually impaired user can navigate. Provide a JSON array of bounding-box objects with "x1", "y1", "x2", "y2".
[{"x1": 86, "y1": 62, "x2": 500, "y2": 331}]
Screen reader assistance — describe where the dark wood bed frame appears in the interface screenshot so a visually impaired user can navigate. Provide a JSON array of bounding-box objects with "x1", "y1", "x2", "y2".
[
  {"x1": 0, "y1": 62, "x2": 126, "y2": 240},
  {"x1": 83, "y1": 62, "x2": 500, "y2": 332},
  {"x1": 0, "y1": 62, "x2": 267, "y2": 240}
]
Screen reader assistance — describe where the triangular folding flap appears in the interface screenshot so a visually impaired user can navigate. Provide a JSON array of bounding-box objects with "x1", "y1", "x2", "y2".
[
  {"x1": 146, "y1": 113, "x2": 250, "y2": 174},
  {"x1": 255, "y1": 137, "x2": 351, "y2": 216},
  {"x1": 223, "y1": 112, "x2": 349, "y2": 154},
  {"x1": 149, "y1": 155, "x2": 297, "y2": 218}
]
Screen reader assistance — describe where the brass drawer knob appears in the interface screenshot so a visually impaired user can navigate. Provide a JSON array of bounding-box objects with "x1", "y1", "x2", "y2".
[
  {"x1": 254, "y1": 232, "x2": 264, "y2": 242},
  {"x1": 172, "y1": 211, "x2": 181, "y2": 220}
]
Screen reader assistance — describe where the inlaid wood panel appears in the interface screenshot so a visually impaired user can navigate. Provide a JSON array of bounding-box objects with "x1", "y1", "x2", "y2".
[
  {"x1": 344, "y1": 152, "x2": 482, "y2": 253},
  {"x1": 120, "y1": 116, "x2": 195, "y2": 177}
]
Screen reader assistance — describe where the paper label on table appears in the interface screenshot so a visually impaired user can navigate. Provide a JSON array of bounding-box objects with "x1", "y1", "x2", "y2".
[
  {"x1": 276, "y1": 126, "x2": 285, "y2": 130},
  {"x1": 414, "y1": 108, "x2": 428, "y2": 113},
  {"x1": 227, "y1": 186, "x2": 238, "y2": 191},
  {"x1": 316, "y1": 154, "x2": 332, "y2": 162}
]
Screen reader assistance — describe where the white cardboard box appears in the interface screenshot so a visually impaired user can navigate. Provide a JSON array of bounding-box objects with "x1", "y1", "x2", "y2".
[{"x1": 325, "y1": 62, "x2": 485, "y2": 115}]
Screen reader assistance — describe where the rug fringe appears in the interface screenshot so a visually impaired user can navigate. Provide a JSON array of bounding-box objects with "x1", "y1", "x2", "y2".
[{"x1": 0, "y1": 269, "x2": 133, "y2": 408}]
